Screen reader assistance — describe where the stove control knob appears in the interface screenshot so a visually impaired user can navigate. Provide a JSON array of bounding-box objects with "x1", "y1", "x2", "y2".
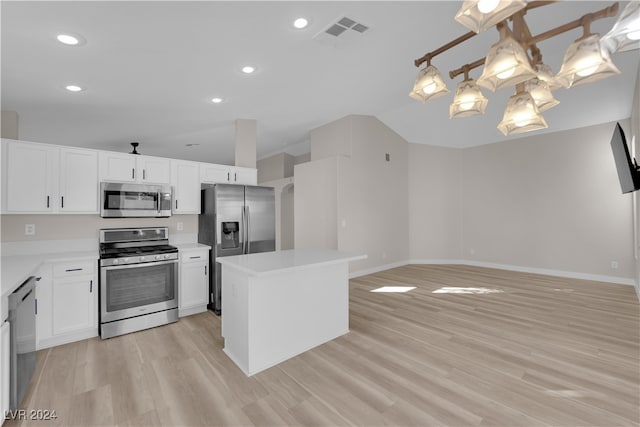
[
  {"x1": 155, "y1": 255, "x2": 161, "y2": 260},
  {"x1": 165, "y1": 254, "x2": 171, "y2": 259},
  {"x1": 140, "y1": 256, "x2": 145, "y2": 262},
  {"x1": 123, "y1": 258, "x2": 129, "y2": 263},
  {"x1": 113, "y1": 259, "x2": 119, "y2": 265}
]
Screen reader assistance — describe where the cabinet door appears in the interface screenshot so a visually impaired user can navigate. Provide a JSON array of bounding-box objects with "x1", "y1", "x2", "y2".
[
  {"x1": 98, "y1": 151, "x2": 137, "y2": 182},
  {"x1": 52, "y1": 276, "x2": 95, "y2": 336},
  {"x1": 1, "y1": 321, "x2": 9, "y2": 420},
  {"x1": 172, "y1": 160, "x2": 200, "y2": 214},
  {"x1": 232, "y1": 167, "x2": 257, "y2": 185},
  {"x1": 35, "y1": 266, "x2": 53, "y2": 347},
  {"x1": 180, "y1": 261, "x2": 208, "y2": 309},
  {"x1": 5, "y1": 141, "x2": 57, "y2": 212},
  {"x1": 59, "y1": 148, "x2": 98, "y2": 213},
  {"x1": 138, "y1": 156, "x2": 171, "y2": 184},
  {"x1": 200, "y1": 163, "x2": 231, "y2": 184}
]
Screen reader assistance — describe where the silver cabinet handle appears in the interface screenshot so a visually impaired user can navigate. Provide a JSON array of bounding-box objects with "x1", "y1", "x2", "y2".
[
  {"x1": 61, "y1": 196, "x2": 64, "y2": 209},
  {"x1": 189, "y1": 256, "x2": 201, "y2": 259},
  {"x1": 204, "y1": 265, "x2": 207, "y2": 275},
  {"x1": 46, "y1": 195, "x2": 50, "y2": 208},
  {"x1": 234, "y1": 172, "x2": 237, "y2": 181},
  {"x1": 227, "y1": 172, "x2": 230, "y2": 181},
  {"x1": 132, "y1": 168, "x2": 135, "y2": 179},
  {"x1": 143, "y1": 169, "x2": 146, "y2": 180},
  {"x1": 65, "y1": 268, "x2": 83, "y2": 272},
  {"x1": 175, "y1": 200, "x2": 178, "y2": 210},
  {"x1": 90, "y1": 279, "x2": 93, "y2": 293}
]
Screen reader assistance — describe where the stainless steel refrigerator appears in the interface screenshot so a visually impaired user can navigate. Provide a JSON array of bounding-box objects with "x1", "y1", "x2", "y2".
[{"x1": 198, "y1": 184, "x2": 275, "y2": 314}]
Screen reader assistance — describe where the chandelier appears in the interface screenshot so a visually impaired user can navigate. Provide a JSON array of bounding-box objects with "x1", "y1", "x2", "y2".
[{"x1": 409, "y1": 1, "x2": 640, "y2": 136}]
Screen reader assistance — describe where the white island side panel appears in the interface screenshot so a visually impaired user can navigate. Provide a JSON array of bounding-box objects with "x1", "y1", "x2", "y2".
[{"x1": 221, "y1": 260, "x2": 350, "y2": 376}]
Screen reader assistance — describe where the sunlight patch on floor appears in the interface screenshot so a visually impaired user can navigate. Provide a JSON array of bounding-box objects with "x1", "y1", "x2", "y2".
[
  {"x1": 371, "y1": 286, "x2": 416, "y2": 293},
  {"x1": 432, "y1": 287, "x2": 504, "y2": 294}
]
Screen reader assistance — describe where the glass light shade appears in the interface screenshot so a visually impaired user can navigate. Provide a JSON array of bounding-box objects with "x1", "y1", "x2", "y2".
[
  {"x1": 524, "y1": 78, "x2": 559, "y2": 112},
  {"x1": 601, "y1": 1, "x2": 640, "y2": 53},
  {"x1": 534, "y1": 63, "x2": 563, "y2": 90},
  {"x1": 555, "y1": 34, "x2": 621, "y2": 88},
  {"x1": 449, "y1": 79, "x2": 488, "y2": 118},
  {"x1": 497, "y1": 90, "x2": 547, "y2": 136},
  {"x1": 477, "y1": 35, "x2": 538, "y2": 92},
  {"x1": 408, "y1": 65, "x2": 449, "y2": 103},
  {"x1": 454, "y1": 0, "x2": 527, "y2": 33}
]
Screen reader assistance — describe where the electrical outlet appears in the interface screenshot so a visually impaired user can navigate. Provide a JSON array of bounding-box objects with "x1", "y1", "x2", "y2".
[
  {"x1": 611, "y1": 261, "x2": 619, "y2": 269},
  {"x1": 385, "y1": 153, "x2": 390, "y2": 162},
  {"x1": 177, "y1": 222, "x2": 184, "y2": 231},
  {"x1": 25, "y1": 224, "x2": 35, "y2": 235}
]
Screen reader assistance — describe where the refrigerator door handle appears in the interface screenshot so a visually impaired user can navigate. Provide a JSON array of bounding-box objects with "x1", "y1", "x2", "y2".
[
  {"x1": 241, "y1": 206, "x2": 246, "y2": 254},
  {"x1": 246, "y1": 205, "x2": 251, "y2": 253}
]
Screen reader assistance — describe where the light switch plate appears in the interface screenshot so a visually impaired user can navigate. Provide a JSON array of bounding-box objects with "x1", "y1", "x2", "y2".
[{"x1": 25, "y1": 224, "x2": 35, "y2": 235}]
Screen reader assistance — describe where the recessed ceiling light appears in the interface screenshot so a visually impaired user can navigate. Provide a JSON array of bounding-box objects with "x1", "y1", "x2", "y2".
[
  {"x1": 57, "y1": 34, "x2": 79, "y2": 45},
  {"x1": 56, "y1": 33, "x2": 85, "y2": 46},
  {"x1": 242, "y1": 66, "x2": 256, "y2": 74},
  {"x1": 65, "y1": 85, "x2": 84, "y2": 92},
  {"x1": 211, "y1": 97, "x2": 223, "y2": 103},
  {"x1": 293, "y1": 18, "x2": 309, "y2": 29}
]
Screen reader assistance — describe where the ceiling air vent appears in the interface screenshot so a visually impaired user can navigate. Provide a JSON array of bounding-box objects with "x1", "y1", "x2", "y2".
[{"x1": 314, "y1": 16, "x2": 370, "y2": 46}]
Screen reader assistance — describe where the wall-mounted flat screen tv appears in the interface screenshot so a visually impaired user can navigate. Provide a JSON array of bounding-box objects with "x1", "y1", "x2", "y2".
[{"x1": 610, "y1": 122, "x2": 640, "y2": 194}]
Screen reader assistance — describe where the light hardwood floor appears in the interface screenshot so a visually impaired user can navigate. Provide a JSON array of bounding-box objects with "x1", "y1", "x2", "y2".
[{"x1": 6, "y1": 265, "x2": 640, "y2": 426}]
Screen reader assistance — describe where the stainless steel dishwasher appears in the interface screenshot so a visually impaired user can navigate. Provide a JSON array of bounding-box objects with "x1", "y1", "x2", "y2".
[{"x1": 8, "y1": 276, "x2": 37, "y2": 410}]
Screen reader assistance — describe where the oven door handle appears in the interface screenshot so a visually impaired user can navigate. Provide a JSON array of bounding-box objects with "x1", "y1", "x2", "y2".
[{"x1": 101, "y1": 259, "x2": 178, "y2": 271}]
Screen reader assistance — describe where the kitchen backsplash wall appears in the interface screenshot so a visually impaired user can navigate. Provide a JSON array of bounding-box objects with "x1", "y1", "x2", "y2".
[{"x1": 0, "y1": 214, "x2": 197, "y2": 242}]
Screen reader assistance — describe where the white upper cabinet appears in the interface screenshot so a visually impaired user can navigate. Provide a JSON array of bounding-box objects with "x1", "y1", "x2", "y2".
[
  {"x1": 59, "y1": 148, "x2": 98, "y2": 213},
  {"x1": 233, "y1": 166, "x2": 258, "y2": 185},
  {"x1": 171, "y1": 160, "x2": 200, "y2": 214},
  {"x1": 98, "y1": 152, "x2": 171, "y2": 185},
  {"x1": 2, "y1": 140, "x2": 98, "y2": 214},
  {"x1": 137, "y1": 156, "x2": 171, "y2": 184},
  {"x1": 4, "y1": 140, "x2": 57, "y2": 212},
  {"x1": 200, "y1": 163, "x2": 230, "y2": 184},
  {"x1": 200, "y1": 163, "x2": 257, "y2": 185},
  {"x1": 98, "y1": 151, "x2": 137, "y2": 182}
]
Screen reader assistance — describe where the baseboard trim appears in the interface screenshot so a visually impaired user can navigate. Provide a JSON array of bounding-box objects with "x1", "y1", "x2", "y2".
[
  {"x1": 349, "y1": 260, "x2": 409, "y2": 278},
  {"x1": 408, "y1": 259, "x2": 636, "y2": 287}
]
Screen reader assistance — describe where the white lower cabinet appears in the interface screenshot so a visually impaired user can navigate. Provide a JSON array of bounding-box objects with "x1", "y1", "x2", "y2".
[
  {"x1": 1, "y1": 321, "x2": 9, "y2": 423},
  {"x1": 36, "y1": 260, "x2": 98, "y2": 349},
  {"x1": 179, "y1": 248, "x2": 209, "y2": 317}
]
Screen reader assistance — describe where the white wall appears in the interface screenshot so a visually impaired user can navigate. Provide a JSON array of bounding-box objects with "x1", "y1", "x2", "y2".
[
  {"x1": 408, "y1": 144, "x2": 462, "y2": 261},
  {"x1": 460, "y1": 121, "x2": 634, "y2": 281},
  {"x1": 257, "y1": 153, "x2": 295, "y2": 184},
  {"x1": 296, "y1": 115, "x2": 409, "y2": 273},
  {"x1": 631, "y1": 65, "x2": 640, "y2": 298},
  {"x1": 294, "y1": 157, "x2": 338, "y2": 250}
]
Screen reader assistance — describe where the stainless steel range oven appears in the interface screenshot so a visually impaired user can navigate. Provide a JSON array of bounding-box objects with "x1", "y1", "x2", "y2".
[{"x1": 99, "y1": 227, "x2": 178, "y2": 339}]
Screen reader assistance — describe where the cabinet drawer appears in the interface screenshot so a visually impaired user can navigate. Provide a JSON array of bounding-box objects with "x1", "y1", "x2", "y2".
[
  {"x1": 180, "y1": 250, "x2": 209, "y2": 263},
  {"x1": 53, "y1": 260, "x2": 96, "y2": 278}
]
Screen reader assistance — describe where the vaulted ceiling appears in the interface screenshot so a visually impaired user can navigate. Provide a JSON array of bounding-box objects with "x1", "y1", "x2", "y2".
[{"x1": 2, "y1": 1, "x2": 638, "y2": 165}]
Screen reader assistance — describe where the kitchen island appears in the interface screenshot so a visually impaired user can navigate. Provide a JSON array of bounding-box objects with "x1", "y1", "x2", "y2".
[{"x1": 217, "y1": 248, "x2": 366, "y2": 376}]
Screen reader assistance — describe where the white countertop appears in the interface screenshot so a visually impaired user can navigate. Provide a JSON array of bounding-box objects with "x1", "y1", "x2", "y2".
[
  {"x1": 173, "y1": 243, "x2": 211, "y2": 251},
  {"x1": 1, "y1": 251, "x2": 99, "y2": 299},
  {"x1": 216, "y1": 249, "x2": 366, "y2": 277}
]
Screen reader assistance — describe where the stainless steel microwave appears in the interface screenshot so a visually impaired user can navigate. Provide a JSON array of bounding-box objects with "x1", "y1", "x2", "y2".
[{"x1": 100, "y1": 182, "x2": 172, "y2": 218}]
